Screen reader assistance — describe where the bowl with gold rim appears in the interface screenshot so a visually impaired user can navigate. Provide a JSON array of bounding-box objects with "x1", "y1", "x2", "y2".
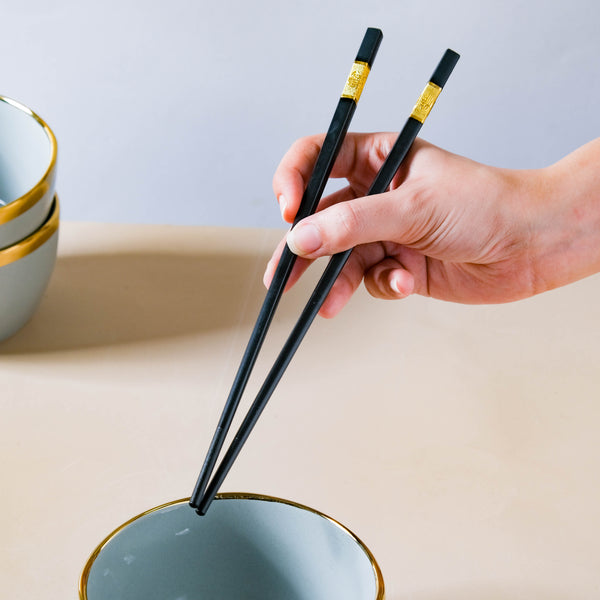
[
  {"x1": 0, "y1": 195, "x2": 59, "y2": 341},
  {"x1": 0, "y1": 95, "x2": 57, "y2": 249},
  {"x1": 79, "y1": 493, "x2": 385, "y2": 600}
]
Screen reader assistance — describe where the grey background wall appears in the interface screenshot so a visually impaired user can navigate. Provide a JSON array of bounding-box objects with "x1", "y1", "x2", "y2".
[{"x1": 2, "y1": 0, "x2": 598, "y2": 229}]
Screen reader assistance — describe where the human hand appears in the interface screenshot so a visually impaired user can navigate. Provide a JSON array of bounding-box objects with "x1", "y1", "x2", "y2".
[{"x1": 263, "y1": 133, "x2": 600, "y2": 317}]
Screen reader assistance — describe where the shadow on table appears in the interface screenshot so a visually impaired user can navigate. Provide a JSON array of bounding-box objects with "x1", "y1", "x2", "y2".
[{"x1": 0, "y1": 250, "x2": 281, "y2": 354}]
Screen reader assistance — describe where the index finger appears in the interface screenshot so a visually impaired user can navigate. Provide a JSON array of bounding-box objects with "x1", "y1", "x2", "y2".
[
  {"x1": 272, "y1": 134, "x2": 324, "y2": 223},
  {"x1": 273, "y1": 132, "x2": 398, "y2": 223}
]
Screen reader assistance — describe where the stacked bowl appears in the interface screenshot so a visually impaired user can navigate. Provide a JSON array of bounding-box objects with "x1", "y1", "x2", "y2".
[{"x1": 0, "y1": 95, "x2": 59, "y2": 341}]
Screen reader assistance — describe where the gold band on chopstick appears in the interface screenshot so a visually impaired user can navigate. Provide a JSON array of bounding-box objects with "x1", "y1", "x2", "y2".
[
  {"x1": 410, "y1": 81, "x2": 442, "y2": 123},
  {"x1": 341, "y1": 60, "x2": 370, "y2": 102}
]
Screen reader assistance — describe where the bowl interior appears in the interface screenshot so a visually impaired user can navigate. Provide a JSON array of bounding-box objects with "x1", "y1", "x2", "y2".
[
  {"x1": 0, "y1": 99, "x2": 53, "y2": 206},
  {"x1": 82, "y1": 495, "x2": 382, "y2": 600}
]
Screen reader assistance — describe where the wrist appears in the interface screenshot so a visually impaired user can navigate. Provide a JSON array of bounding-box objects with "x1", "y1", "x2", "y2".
[{"x1": 525, "y1": 140, "x2": 600, "y2": 293}]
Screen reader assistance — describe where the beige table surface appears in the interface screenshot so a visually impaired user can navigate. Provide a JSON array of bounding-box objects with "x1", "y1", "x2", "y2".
[{"x1": 1, "y1": 220, "x2": 599, "y2": 599}]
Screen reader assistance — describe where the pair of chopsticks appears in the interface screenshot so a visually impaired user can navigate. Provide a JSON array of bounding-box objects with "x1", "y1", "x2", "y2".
[{"x1": 190, "y1": 28, "x2": 459, "y2": 515}]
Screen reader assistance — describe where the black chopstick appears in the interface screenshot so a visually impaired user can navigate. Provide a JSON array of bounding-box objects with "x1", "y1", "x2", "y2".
[
  {"x1": 195, "y1": 49, "x2": 460, "y2": 515},
  {"x1": 189, "y1": 28, "x2": 383, "y2": 511}
]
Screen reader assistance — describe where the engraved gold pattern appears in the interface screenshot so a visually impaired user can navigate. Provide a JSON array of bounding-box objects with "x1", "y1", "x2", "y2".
[
  {"x1": 79, "y1": 493, "x2": 385, "y2": 600},
  {"x1": 0, "y1": 96, "x2": 58, "y2": 224},
  {"x1": 410, "y1": 81, "x2": 442, "y2": 123},
  {"x1": 0, "y1": 195, "x2": 59, "y2": 267},
  {"x1": 341, "y1": 60, "x2": 370, "y2": 102}
]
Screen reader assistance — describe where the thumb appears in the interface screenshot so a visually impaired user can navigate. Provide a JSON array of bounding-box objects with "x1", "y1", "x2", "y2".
[{"x1": 286, "y1": 187, "x2": 427, "y2": 258}]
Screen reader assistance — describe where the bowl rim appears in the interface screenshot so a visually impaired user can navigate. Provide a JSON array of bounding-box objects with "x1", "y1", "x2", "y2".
[
  {"x1": 78, "y1": 492, "x2": 385, "y2": 600},
  {"x1": 0, "y1": 95, "x2": 58, "y2": 225},
  {"x1": 0, "y1": 194, "x2": 59, "y2": 266}
]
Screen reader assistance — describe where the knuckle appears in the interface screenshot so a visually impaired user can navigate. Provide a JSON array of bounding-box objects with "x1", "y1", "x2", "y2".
[
  {"x1": 368, "y1": 136, "x2": 393, "y2": 169},
  {"x1": 334, "y1": 202, "x2": 363, "y2": 246}
]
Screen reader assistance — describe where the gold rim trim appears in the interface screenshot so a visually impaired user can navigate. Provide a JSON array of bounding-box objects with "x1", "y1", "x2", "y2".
[
  {"x1": 79, "y1": 493, "x2": 385, "y2": 600},
  {"x1": 341, "y1": 60, "x2": 371, "y2": 103},
  {"x1": 0, "y1": 195, "x2": 59, "y2": 267},
  {"x1": 0, "y1": 95, "x2": 58, "y2": 224}
]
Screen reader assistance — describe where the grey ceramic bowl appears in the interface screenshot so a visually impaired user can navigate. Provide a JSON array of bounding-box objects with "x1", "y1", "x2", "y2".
[
  {"x1": 80, "y1": 493, "x2": 385, "y2": 600},
  {"x1": 0, "y1": 195, "x2": 59, "y2": 341},
  {"x1": 0, "y1": 95, "x2": 57, "y2": 249}
]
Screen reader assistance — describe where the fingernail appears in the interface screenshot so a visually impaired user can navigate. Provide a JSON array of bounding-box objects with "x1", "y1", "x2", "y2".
[
  {"x1": 287, "y1": 223, "x2": 322, "y2": 255},
  {"x1": 262, "y1": 261, "x2": 272, "y2": 287},
  {"x1": 390, "y1": 273, "x2": 407, "y2": 297},
  {"x1": 278, "y1": 194, "x2": 287, "y2": 219}
]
